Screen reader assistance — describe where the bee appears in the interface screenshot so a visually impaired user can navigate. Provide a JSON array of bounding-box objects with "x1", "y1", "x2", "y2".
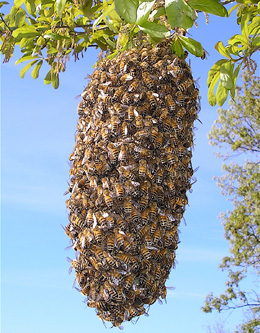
[
  {"x1": 141, "y1": 208, "x2": 150, "y2": 224},
  {"x1": 138, "y1": 159, "x2": 147, "y2": 178},
  {"x1": 178, "y1": 78, "x2": 193, "y2": 92},
  {"x1": 149, "y1": 201, "x2": 157, "y2": 219},
  {"x1": 135, "y1": 115, "x2": 143, "y2": 130},
  {"x1": 140, "y1": 180, "x2": 151, "y2": 195},
  {"x1": 105, "y1": 252, "x2": 118, "y2": 268},
  {"x1": 140, "y1": 48, "x2": 149, "y2": 61},
  {"x1": 137, "y1": 102, "x2": 150, "y2": 117},
  {"x1": 103, "y1": 189, "x2": 113, "y2": 208},
  {"x1": 115, "y1": 230, "x2": 125, "y2": 248},
  {"x1": 153, "y1": 226, "x2": 161, "y2": 245},
  {"x1": 124, "y1": 274, "x2": 135, "y2": 290},
  {"x1": 141, "y1": 245, "x2": 152, "y2": 260},
  {"x1": 142, "y1": 72, "x2": 154, "y2": 90},
  {"x1": 146, "y1": 91, "x2": 157, "y2": 110},
  {"x1": 165, "y1": 94, "x2": 176, "y2": 112},
  {"x1": 140, "y1": 193, "x2": 148, "y2": 211},
  {"x1": 88, "y1": 255, "x2": 102, "y2": 271},
  {"x1": 176, "y1": 90, "x2": 184, "y2": 105},
  {"x1": 100, "y1": 128, "x2": 110, "y2": 141},
  {"x1": 176, "y1": 107, "x2": 186, "y2": 122},
  {"x1": 144, "y1": 115, "x2": 153, "y2": 129},
  {"x1": 114, "y1": 102, "x2": 127, "y2": 118},
  {"x1": 128, "y1": 106, "x2": 136, "y2": 121},
  {"x1": 140, "y1": 61, "x2": 149, "y2": 71},
  {"x1": 150, "y1": 126, "x2": 159, "y2": 143},
  {"x1": 128, "y1": 80, "x2": 139, "y2": 92},
  {"x1": 114, "y1": 182, "x2": 124, "y2": 201},
  {"x1": 120, "y1": 73, "x2": 133, "y2": 83},
  {"x1": 118, "y1": 166, "x2": 136, "y2": 181},
  {"x1": 110, "y1": 115, "x2": 120, "y2": 132},
  {"x1": 107, "y1": 143, "x2": 119, "y2": 164},
  {"x1": 106, "y1": 232, "x2": 115, "y2": 252},
  {"x1": 116, "y1": 215, "x2": 128, "y2": 231},
  {"x1": 124, "y1": 196, "x2": 132, "y2": 214},
  {"x1": 119, "y1": 60, "x2": 127, "y2": 73},
  {"x1": 112, "y1": 86, "x2": 124, "y2": 101},
  {"x1": 120, "y1": 92, "x2": 131, "y2": 106},
  {"x1": 155, "y1": 131, "x2": 163, "y2": 148},
  {"x1": 103, "y1": 281, "x2": 117, "y2": 301},
  {"x1": 131, "y1": 206, "x2": 139, "y2": 223},
  {"x1": 109, "y1": 270, "x2": 124, "y2": 285},
  {"x1": 92, "y1": 227, "x2": 103, "y2": 243}
]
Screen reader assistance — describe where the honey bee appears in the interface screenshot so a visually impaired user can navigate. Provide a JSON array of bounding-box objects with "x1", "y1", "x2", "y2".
[
  {"x1": 140, "y1": 193, "x2": 148, "y2": 211},
  {"x1": 114, "y1": 182, "x2": 124, "y2": 200},
  {"x1": 142, "y1": 72, "x2": 154, "y2": 90},
  {"x1": 93, "y1": 227, "x2": 103, "y2": 243},
  {"x1": 124, "y1": 274, "x2": 135, "y2": 290},
  {"x1": 116, "y1": 215, "x2": 128, "y2": 231},
  {"x1": 146, "y1": 91, "x2": 157, "y2": 110},
  {"x1": 141, "y1": 245, "x2": 152, "y2": 260},
  {"x1": 88, "y1": 255, "x2": 102, "y2": 271},
  {"x1": 120, "y1": 73, "x2": 133, "y2": 83},
  {"x1": 112, "y1": 86, "x2": 124, "y2": 101},
  {"x1": 149, "y1": 201, "x2": 157, "y2": 219},
  {"x1": 137, "y1": 102, "x2": 150, "y2": 117},
  {"x1": 135, "y1": 115, "x2": 143, "y2": 130},
  {"x1": 110, "y1": 115, "x2": 120, "y2": 132},
  {"x1": 150, "y1": 126, "x2": 159, "y2": 143},
  {"x1": 107, "y1": 143, "x2": 119, "y2": 164},
  {"x1": 128, "y1": 106, "x2": 136, "y2": 121},
  {"x1": 100, "y1": 128, "x2": 110, "y2": 141},
  {"x1": 154, "y1": 131, "x2": 163, "y2": 148},
  {"x1": 144, "y1": 115, "x2": 153, "y2": 129},
  {"x1": 165, "y1": 94, "x2": 176, "y2": 112},
  {"x1": 114, "y1": 102, "x2": 127, "y2": 118},
  {"x1": 106, "y1": 232, "x2": 115, "y2": 252},
  {"x1": 140, "y1": 180, "x2": 151, "y2": 195},
  {"x1": 176, "y1": 90, "x2": 184, "y2": 105},
  {"x1": 176, "y1": 107, "x2": 186, "y2": 121},
  {"x1": 153, "y1": 226, "x2": 161, "y2": 245},
  {"x1": 103, "y1": 189, "x2": 113, "y2": 208},
  {"x1": 131, "y1": 206, "x2": 139, "y2": 224},
  {"x1": 138, "y1": 159, "x2": 147, "y2": 178},
  {"x1": 90, "y1": 175, "x2": 98, "y2": 188},
  {"x1": 124, "y1": 196, "x2": 132, "y2": 214},
  {"x1": 118, "y1": 166, "x2": 136, "y2": 181},
  {"x1": 140, "y1": 48, "x2": 149, "y2": 61},
  {"x1": 178, "y1": 78, "x2": 194, "y2": 92},
  {"x1": 128, "y1": 80, "x2": 139, "y2": 92},
  {"x1": 141, "y1": 208, "x2": 150, "y2": 224}
]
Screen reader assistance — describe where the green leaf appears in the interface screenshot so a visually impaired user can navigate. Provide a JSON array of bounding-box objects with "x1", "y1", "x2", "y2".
[
  {"x1": 216, "y1": 81, "x2": 228, "y2": 106},
  {"x1": 56, "y1": 0, "x2": 66, "y2": 18},
  {"x1": 93, "y1": 3, "x2": 115, "y2": 30},
  {"x1": 52, "y1": 73, "x2": 59, "y2": 89},
  {"x1": 248, "y1": 16, "x2": 260, "y2": 35},
  {"x1": 228, "y1": 34, "x2": 248, "y2": 46},
  {"x1": 136, "y1": 0, "x2": 155, "y2": 25},
  {"x1": 44, "y1": 70, "x2": 52, "y2": 85},
  {"x1": 114, "y1": 0, "x2": 138, "y2": 23},
  {"x1": 139, "y1": 21, "x2": 170, "y2": 38},
  {"x1": 24, "y1": 0, "x2": 36, "y2": 16},
  {"x1": 165, "y1": 0, "x2": 195, "y2": 30},
  {"x1": 43, "y1": 33, "x2": 70, "y2": 40},
  {"x1": 12, "y1": 26, "x2": 39, "y2": 38},
  {"x1": 15, "y1": 55, "x2": 39, "y2": 65},
  {"x1": 188, "y1": 0, "x2": 228, "y2": 17},
  {"x1": 171, "y1": 38, "x2": 184, "y2": 57},
  {"x1": 31, "y1": 60, "x2": 43, "y2": 79},
  {"x1": 208, "y1": 71, "x2": 220, "y2": 106},
  {"x1": 220, "y1": 61, "x2": 234, "y2": 90},
  {"x1": 20, "y1": 60, "x2": 38, "y2": 78},
  {"x1": 14, "y1": 0, "x2": 23, "y2": 6},
  {"x1": 230, "y1": 63, "x2": 241, "y2": 98},
  {"x1": 14, "y1": 9, "x2": 26, "y2": 27},
  {"x1": 240, "y1": 12, "x2": 250, "y2": 38},
  {"x1": 207, "y1": 59, "x2": 228, "y2": 86},
  {"x1": 0, "y1": 1, "x2": 9, "y2": 9},
  {"x1": 179, "y1": 36, "x2": 204, "y2": 57},
  {"x1": 252, "y1": 35, "x2": 260, "y2": 47},
  {"x1": 215, "y1": 41, "x2": 231, "y2": 58}
]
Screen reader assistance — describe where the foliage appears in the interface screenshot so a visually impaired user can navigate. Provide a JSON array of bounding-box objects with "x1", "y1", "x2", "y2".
[
  {"x1": 203, "y1": 71, "x2": 260, "y2": 332},
  {"x1": 0, "y1": 0, "x2": 259, "y2": 103}
]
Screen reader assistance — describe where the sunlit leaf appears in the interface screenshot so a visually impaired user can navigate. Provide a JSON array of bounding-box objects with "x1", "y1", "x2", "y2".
[
  {"x1": 52, "y1": 73, "x2": 59, "y2": 89},
  {"x1": 31, "y1": 60, "x2": 43, "y2": 79},
  {"x1": 44, "y1": 70, "x2": 52, "y2": 85},
  {"x1": 20, "y1": 60, "x2": 38, "y2": 78},
  {"x1": 207, "y1": 59, "x2": 228, "y2": 86},
  {"x1": 216, "y1": 81, "x2": 228, "y2": 106},
  {"x1": 220, "y1": 61, "x2": 234, "y2": 90},
  {"x1": 57, "y1": 0, "x2": 66, "y2": 18},
  {"x1": 15, "y1": 55, "x2": 39, "y2": 65},
  {"x1": 114, "y1": 0, "x2": 138, "y2": 23},
  {"x1": 165, "y1": 0, "x2": 195, "y2": 29},
  {"x1": 228, "y1": 34, "x2": 248, "y2": 46},
  {"x1": 136, "y1": 0, "x2": 155, "y2": 25},
  {"x1": 179, "y1": 36, "x2": 204, "y2": 57},
  {"x1": 188, "y1": 0, "x2": 228, "y2": 17},
  {"x1": 12, "y1": 26, "x2": 39, "y2": 38},
  {"x1": 171, "y1": 38, "x2": 184, "y2": 57},
  {"x1": 139, "y1": 21, "x2": 170, "y2": 38},
  {"x1": 208, "y1": 71, "x2": 220, "y2": 106},
  {"x1": 215, "y1": 41, "x2": 231, "y2": 58}
]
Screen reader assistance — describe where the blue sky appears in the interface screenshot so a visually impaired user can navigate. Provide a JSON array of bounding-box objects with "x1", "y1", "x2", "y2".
[{"x1": 1, "y1": 5, "x2": 257, "y2": 333}]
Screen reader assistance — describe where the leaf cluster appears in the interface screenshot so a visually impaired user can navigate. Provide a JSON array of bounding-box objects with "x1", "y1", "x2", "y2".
[
  {"x1": 207, "y1": 1, "x2": 260, "y2": 106},
  {"x1": 203, "y1": 71, "x2": 260, "y2": 331},
  {"x1": 0, "y1": 0, "x2": 227, "y2": 88}
]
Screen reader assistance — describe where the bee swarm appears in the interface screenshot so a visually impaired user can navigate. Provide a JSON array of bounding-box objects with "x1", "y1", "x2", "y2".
[{"x1": 65, "y1": 41, "x2": 199, "y2": 327}]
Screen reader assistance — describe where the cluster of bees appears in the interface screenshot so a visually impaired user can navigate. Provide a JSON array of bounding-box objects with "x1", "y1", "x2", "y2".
[{"x1": 65, "y1": 40, "x2": 199, "y2": 327}]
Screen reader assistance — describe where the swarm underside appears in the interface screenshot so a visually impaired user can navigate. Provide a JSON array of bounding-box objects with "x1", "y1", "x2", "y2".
[{"x1": 65, "y1": 41, "x2": 199, "y2": 327}]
